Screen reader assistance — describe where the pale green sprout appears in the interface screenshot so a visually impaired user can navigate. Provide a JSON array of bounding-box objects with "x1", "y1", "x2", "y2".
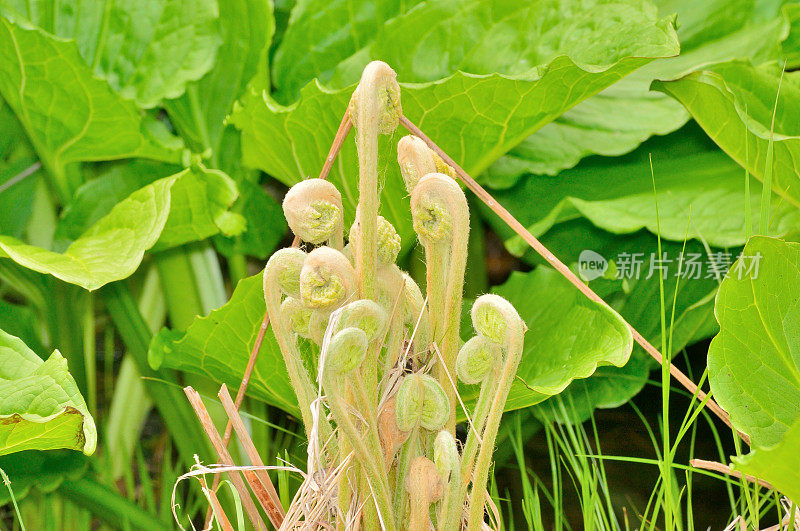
[{"x1": 262, "y1": 60, "x2": 526, "y2": 531}]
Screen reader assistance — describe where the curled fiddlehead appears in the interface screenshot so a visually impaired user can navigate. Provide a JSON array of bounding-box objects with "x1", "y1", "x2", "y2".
[
  {"x1": 267, "y1": 247, "x2": 306, "y2": 299},
  {"x1": 463, "y1": 295, "x2": 526, "y2": 531},
  {"x1": 299, "y1": 246, "x2": 356, "y2": 310},
  {"x1": 263, "y1": 248, "x2": 330, "y2": 442},
  {"x1": 282, "y1": 178, "x2": 344, "y2": 248},
  {"x1": 411, "y1": 172, "x2": 469, "y2": 433},
  {"x1": 376, "y1": 216, "x2": 402, "y2": 265},
  {"x1": 395, "y1": 373, "x2": 450, "y2": 433},
  {"x1": 349, "y1": 61, "x2": 402, "y2": 136},
  {"x1": 326, "y1": 327, "x2": 368, "y2": 373},
  {"x1": 351, "y1": 214, "x2": 401, "y2": 267},
  {"x1": 280, "y1": 296, "x2": 313, "y2": 339},
  {"x1": 456, "y1": 336, "x2": 502, "y2": 385},
  {"x1": 333, "y1": 299, "x2": 388, "y2": 341},
  {"x1": 349, "y1": 61, "x2": 401, "y2": 299},
  {"x1": 397, "y1": 135, "x2": 455, "y2": 193}
]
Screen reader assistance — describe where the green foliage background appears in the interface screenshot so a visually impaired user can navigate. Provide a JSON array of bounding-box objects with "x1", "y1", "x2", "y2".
[{"x1": 0, "y1": 0, "x2": 798, "y2": 527}]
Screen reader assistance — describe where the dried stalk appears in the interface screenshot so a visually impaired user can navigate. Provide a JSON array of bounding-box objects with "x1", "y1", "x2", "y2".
[
  {"x1": 184, "y1": 386, "x2": 268, "y2": 531},
  {"x1": 219, "y1": 384, "x2": 285, "y2": 528},
  {"x1": 690, "y1": 459, "x2": 773, "y2": 490}
]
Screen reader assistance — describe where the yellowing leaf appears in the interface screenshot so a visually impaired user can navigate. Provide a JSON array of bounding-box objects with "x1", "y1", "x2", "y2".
[{"x1": 0, "y1": 329, "x2": 96, "y2": 456}]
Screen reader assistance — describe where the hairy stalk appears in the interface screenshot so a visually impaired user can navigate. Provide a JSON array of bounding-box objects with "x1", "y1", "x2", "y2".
[
  {"x1": 376, "y1": 265, "x2": 409, "y2": 371},
  {"x1": 349, "y1": 61, "x2": 401, "y2": 299},
  {"x1": 355, "y1": 216, "x2": 401, "y2": 391},
  {"x1": 464, "y1": 296, "x2": 525, "y2": 530},
  {"x1": 411, "y1": 173, "x2": 469, "y2": 433},
  {"x1": 263, "y1": 248, "x2": 327, "y2": 442},
  {"x1": 393, "y1": 424, "x2": 421, "y2": 523},
  {"x1": 329, "y1": 300, "x2": 387, "y2": 528},
  {"x1": 321, "y1": 328, "x2": 396, "y2": 528},
  {"x1": 243, "y1": 63, "x2": 545, "y2": 530},
  {"x1": 434, "y1": 430, "x2": 461, "y2": 530},
  {"x1": 402, "y1": 272, "x2": 430, "y2": 359},
  {"x1": 455, "y1": 338, "x2": 504, "y2": 525},
  {"x1": 393, "y1": 373, "x2": 450, "y2": 525}
]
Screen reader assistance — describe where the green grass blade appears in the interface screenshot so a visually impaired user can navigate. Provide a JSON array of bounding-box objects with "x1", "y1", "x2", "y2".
[{"x1": 759, "y1": 62, "x2": 786, "y2": 234}]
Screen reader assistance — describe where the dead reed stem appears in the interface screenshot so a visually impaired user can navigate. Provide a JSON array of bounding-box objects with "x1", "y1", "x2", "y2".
[
  {"x1": 219, "y1": 384, "x2": 285, "y2": 528},
  {"x1": 184, "y1": 386, "x2": 268, "y2": 530},
  {"x1": 690, "y1": 459, "x2": 773, "y2": 490}
]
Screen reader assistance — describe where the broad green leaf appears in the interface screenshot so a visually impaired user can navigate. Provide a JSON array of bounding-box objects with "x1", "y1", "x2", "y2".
[
  {"x1": 488, "y1": 0, "x2": 795, "y2": 183},
  {"x1": 708, "y1": 236, "x2": 800, "y2": 502},
  {"x1": 708, "y1": 236, "x2": 800, "y2": 448},
  {"x1": 1, "y1": 0, "x2": 222, "y2": 108},
  {"x1": 148, "y1": 272, "x2": 299, "y2": 414},
  {"x1": 485, "y1": 126, "x2": 800, "y2": 253},
  {"x1": 0, "y1": 17, "x2": 180, "y2": 180},
  {"x1": 733, "y1": 417, "x2": 800, "y2": 503},
  {"x1": 151, "y1": 165, "x2": 244, "y2": 251},
  {"x1": 163, "y1": 1, "x2": 284, "y2": 258},
  {"x1": 781, "y1": 3, "x2": 800, "y2": 68},
  {"x1": 0, "y1": 329, "x2": 96, "y2": 456},
  {"x1": 271, "y1": 0, "x2": 786, "y2": 183},
  {"x1": 654, "y1": 60, "x2": 800, "y2": 210},
  {"x1": 0, "y1": 178, "x2": 173, "y2": 290},
  {"x1": 55, "y1": 161, "x2": 182, "y2": 242},
  {"x1": 233, "y1": 0, "x2": 678, "y2": 245},
  {"x1": 60, "y1": 162, "x2": 241, "y2": 251},
  {"x1": 271, "y1": 0, "x2": 422, "y2": 102},
  {"x1": 166, "y1": 0, "x2": 273, "y2": 154},
  {"x1": 532, "y1": 225, "x2": 721, "y2": 422},
  {"x1": 0, "y1": 450, "x2": 87, "y2": 505},
  {"x1": 0, "y1": 165, "x2": 240, "y2": 290},
  {"x1": 325, "y1": 0, "x2": 678, "y2": 182},
  {"x1": 477, "y1": 267, "x2": 634, "y2": 412}
]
